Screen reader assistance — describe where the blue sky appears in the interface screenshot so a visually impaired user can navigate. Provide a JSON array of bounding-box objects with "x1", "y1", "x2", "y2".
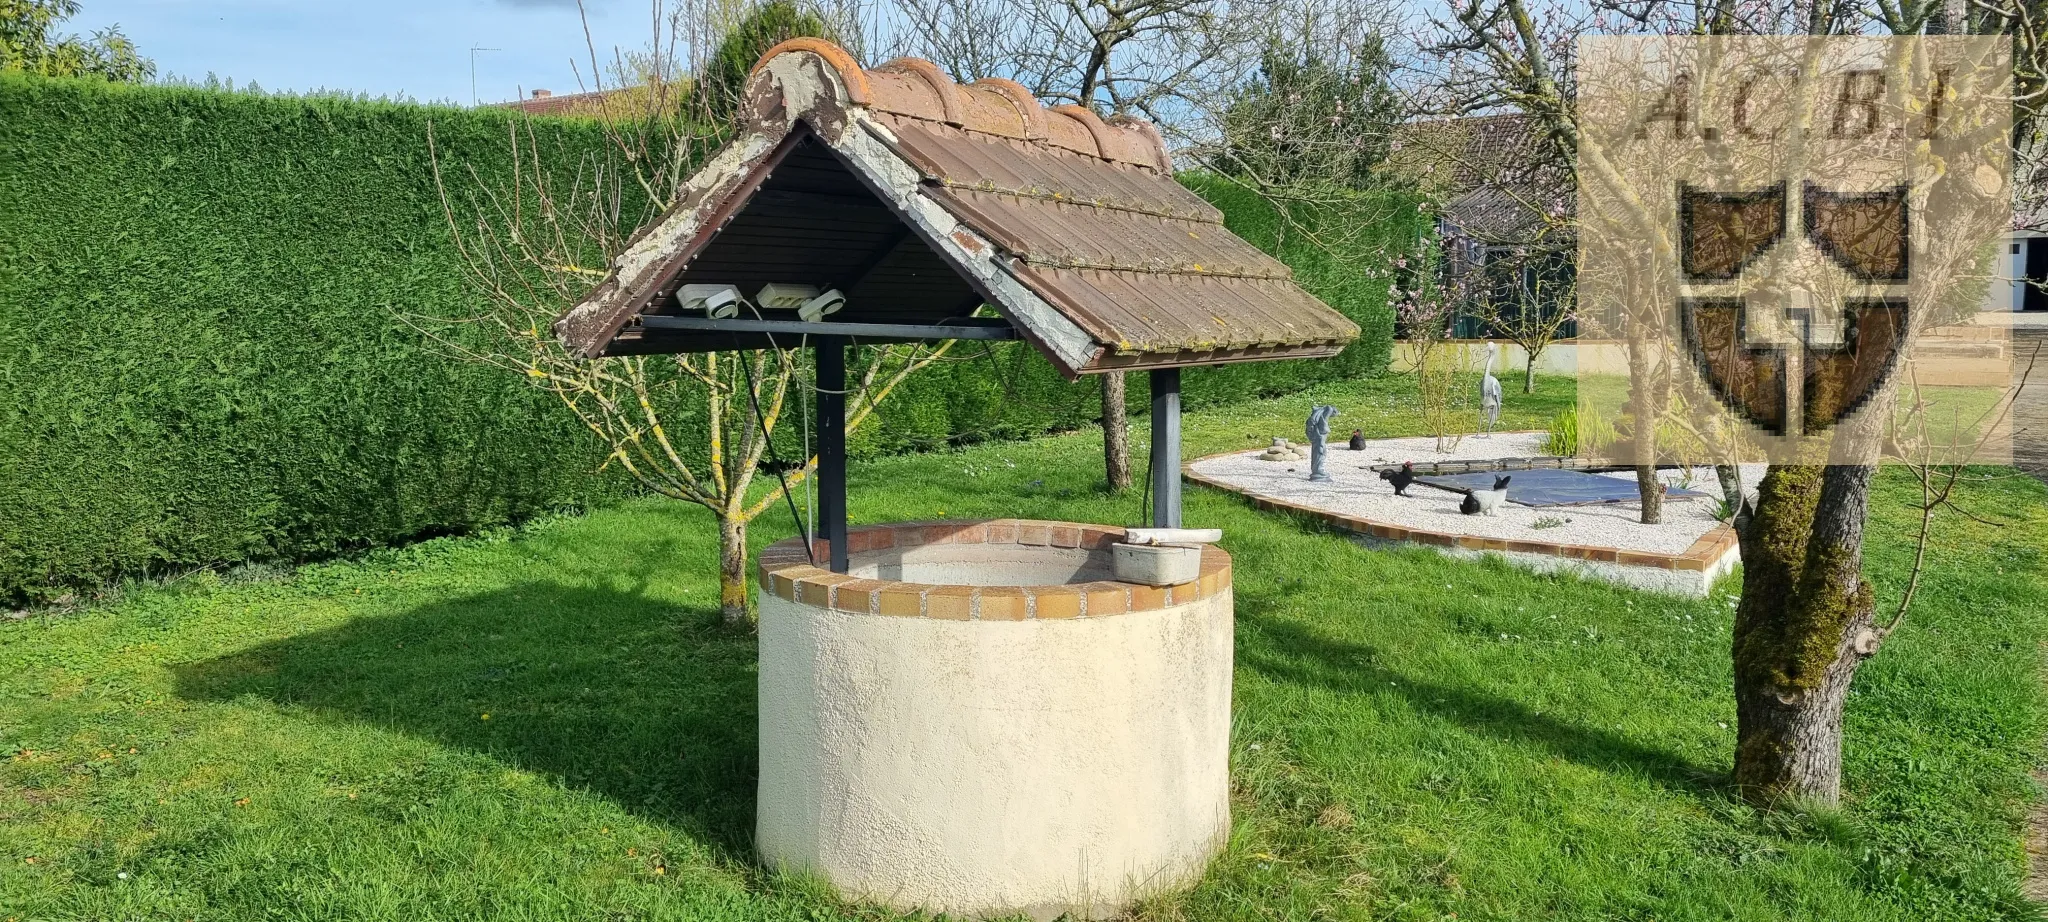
[{"x1": 69, "y1": 0, "x2": 660, "y2": 106}]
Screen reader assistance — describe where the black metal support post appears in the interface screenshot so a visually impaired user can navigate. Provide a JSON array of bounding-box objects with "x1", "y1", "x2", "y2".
[
  {"x1": 1150, "y1": 367, "x2": 1182, "y2": 528},
  {"x1": 816, "y1": 337, "x2": 849, "y2": 573}
]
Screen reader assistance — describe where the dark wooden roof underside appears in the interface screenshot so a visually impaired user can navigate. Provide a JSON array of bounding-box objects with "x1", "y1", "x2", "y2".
[{"x1": 607, "y1": 136, "x2": 988, "y2": 355}]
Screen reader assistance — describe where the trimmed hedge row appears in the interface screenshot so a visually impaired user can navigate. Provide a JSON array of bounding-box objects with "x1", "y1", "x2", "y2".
[
  {"x1": 0, "y1": 75, "x2": 627, "y2": 603},
  {"x1": 0, "y1": 74, "x2": 1417, "y2": 603}
]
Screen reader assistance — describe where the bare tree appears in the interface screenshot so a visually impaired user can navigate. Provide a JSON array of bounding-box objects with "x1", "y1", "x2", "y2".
[
  {"x1": 416, "y1": 0, "x2": 951, "y2": 624},
  {"x1": 1472, "y1": 244, "x2": 1577, "y2": 392},
  {"x1": 1191, "y1": 0, "x2": 1417, "y2": 296},
  {"x1": 1420, "y1": 0, "x2": 2029, "y2": 807},
  {"x1": 893, "y1": 0, "x2": 1254, "y2": 119},
  {"x1": 1395, "y1": 234, "x2": 1480, "y2": 451}
]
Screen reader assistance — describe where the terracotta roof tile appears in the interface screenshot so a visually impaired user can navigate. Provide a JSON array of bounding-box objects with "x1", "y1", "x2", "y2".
[
  {"x1": 492, "y1": 88, "x2": 634, "y2": 118},
  {"x1": 926, "y1": 187, "x2": 1287, "y2": 278},
  {"x1": 877, "y1": 116, "x2": 1218, "y2": 221},
  {"x1": 754, "y1": 38, "x2": 1169, "y2": 170},
  {"x1": 556, "y1": 39, "x2": 1356, "y2": 373}
]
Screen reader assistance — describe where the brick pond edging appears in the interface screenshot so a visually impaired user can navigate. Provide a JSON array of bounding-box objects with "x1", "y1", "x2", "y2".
[{"x1": 1184, "y1": 451, "x2": 1739, "y2": 594}]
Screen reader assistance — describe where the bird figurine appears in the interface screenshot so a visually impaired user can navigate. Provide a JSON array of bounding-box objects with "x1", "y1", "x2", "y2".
[
  {"x1": 1348, "y1": 429, "x2": 1365, "y2": 451},
  {"x1": 1459, "y1": 474, "x2": 1512, "y2": 515},
  {"x1": 1479, "y1": 342, "x2": 1503, "y2": 436},
  {"x1": 1379, "y1": 461, "x2": 1416, "y2": 496}
]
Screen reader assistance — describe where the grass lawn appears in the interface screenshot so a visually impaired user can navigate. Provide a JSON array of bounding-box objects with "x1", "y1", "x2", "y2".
[{"x1": 4, "y1": 373, "x2": 2046, "y2": 922}]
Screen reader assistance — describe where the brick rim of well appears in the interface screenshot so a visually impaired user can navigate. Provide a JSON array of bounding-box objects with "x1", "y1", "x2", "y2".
[{"x1": 758, "y1": 519, "x2": 1233, "y2": 620}]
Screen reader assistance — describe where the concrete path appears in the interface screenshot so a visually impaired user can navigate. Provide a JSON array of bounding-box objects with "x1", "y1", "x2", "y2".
[
  {"x1": 2030, "y1": 767, "x2": 2048, "y2": 904},
  {"x1": 2013, "y1": 321, "x2": 2046, "y2": 483}
]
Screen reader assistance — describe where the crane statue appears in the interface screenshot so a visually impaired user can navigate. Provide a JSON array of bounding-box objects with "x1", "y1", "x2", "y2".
[{"x1": 1479, "y1": 342, "x2": 1503, "y2": 436}]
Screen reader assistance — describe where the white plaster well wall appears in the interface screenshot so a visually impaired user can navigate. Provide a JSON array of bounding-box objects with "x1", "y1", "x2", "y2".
[{"x1": 755, "y1": 520, "x2": 1234, "y2": 920}]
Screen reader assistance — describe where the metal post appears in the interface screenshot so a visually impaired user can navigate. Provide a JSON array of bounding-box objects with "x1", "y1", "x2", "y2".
[
  {"x1": 1149, "y1": 367, "x2": 1182, "y2": 528},
  {"x1": 817, "y1": 338, "x2": 849, "y2": 573},
  {"x1": 468, "y1": 46, "x2": 500, "y2": 107}
]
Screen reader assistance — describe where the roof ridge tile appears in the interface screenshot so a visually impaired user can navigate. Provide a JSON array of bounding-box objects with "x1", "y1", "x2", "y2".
[{"x1": 748, "y1": 38, "x2": 1169, "y2": 171}]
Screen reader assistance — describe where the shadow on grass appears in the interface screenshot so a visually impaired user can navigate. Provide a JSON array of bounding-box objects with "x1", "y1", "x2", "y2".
[
  {"x1": 1236, "y1": 603, "x2": 1728, "y2": 798},
  {"x1": 172, "y1": 580, "x2": 759, "y2": 862}
]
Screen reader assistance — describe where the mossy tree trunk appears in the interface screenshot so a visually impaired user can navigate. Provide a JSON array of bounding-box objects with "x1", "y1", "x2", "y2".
[
  {"x1": 1634, "y1": 463, "x2": 1664, "y2": 524},
  {"x1": 1626, "y1": 338, "x2": 1663, "y2": 524},
  {"x1": 718, "y1": 515, "x2": 750, "y2": 625},
  {"x1": 1524, "y1": 356, "x2": 1539, "y2": 393},
  {"x1": 1102, "y1": 372, "x2": 1132, "y2": 491},
  {"x1": 1731, "y1": 462, "x2": 1881, "y2": 806},
  {"x1": 1714, "y1": 463, "x2": 1745, "y2": 519}
]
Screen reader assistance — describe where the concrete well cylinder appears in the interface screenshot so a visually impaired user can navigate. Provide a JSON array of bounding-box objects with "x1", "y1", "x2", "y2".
[{"x1": 755, "y1": 519, "x2": 1234, "y2": 920}]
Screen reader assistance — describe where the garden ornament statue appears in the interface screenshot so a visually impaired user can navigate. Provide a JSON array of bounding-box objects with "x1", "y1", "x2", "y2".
[
  {"x1": 1379, "y1": 461, "x2": 1416, "y2": 496},
  {"x1": 1306, "y1": 405, "x2": 1339, "y2": 482},
  {"x1": 1460, "y1": 474, "x2": 1512, "y2": 515},
  {"x1": 1348, "y1": 428, "x2": 1365, "y2": 451},
  {"x1": 1479, "y1": 342, "x2": 1503, "y2": 435}
]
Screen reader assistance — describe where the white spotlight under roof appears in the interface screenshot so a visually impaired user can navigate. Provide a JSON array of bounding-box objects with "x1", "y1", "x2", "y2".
[
  {"x1": 755, "y1": 283, "x2": 847, "y2": 323},
  {"x1": 797, "y1": 289, "x2": 846, "y2": 323},
  {"x1": 679, "y1": 284, "x2": 744, "y2": 319},
  {"x1": 755, "y1": 283, "x2": 820, "y2": 310}
]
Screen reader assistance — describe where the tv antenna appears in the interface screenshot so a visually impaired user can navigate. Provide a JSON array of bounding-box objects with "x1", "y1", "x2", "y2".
[{"x1": 470, "y1": 46, "x2": 502, "y2": 107}]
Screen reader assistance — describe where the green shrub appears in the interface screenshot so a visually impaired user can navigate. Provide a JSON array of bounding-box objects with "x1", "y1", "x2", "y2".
[
  {"x1": 698, "y1": 0, "x2": 835, "y2": 123},
  {"x1": 1545, "y1": 411, "x2": 1572, "y2": 456},
  {"x1": 0, "y1": 74, "x2": 1412, "y2": 603},
  {"x1": 0, "y1": 74, "x2": 643, "y2": 604},
  {"x1": 1545, "y1": 406, "x2": 1617, "y2": 457},
  {"x1": 1175, "y1": 173, "x2": 1419, "y2": 377}
]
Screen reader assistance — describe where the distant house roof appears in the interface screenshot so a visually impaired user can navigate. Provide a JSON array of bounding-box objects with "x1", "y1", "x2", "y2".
[
  {"x1": 554, "y1": 39, "x2": 1359, "y2": 375},
  {"x1": 1388, "y1": 113, "x2": 1571, "y2": 247},
  {"x1": 492, "y1": 88, "x2": 623, "y2": 117},
  {"x1": 493, "y1": 86, "x2": 685, "y2": 119}
]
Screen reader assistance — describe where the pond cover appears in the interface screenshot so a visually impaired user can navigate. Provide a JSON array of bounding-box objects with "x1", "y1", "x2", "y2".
[{"x1": 1415, "y1": 468, "x2": 1708, "y2": 507}]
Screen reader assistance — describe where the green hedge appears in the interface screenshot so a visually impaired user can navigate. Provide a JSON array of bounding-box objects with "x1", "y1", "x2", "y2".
[
  {"x1": 0, "y1": 74, "x2": 1414, "y2": 603},
  {"x1": 0, "y1": 75, "x2": 629, "y2": 603}
]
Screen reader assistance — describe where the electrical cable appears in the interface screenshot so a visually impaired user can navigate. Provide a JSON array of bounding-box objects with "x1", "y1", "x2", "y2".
[
  {"x1": 1139, "y1": 415, "x2": 1153, "y2": 528},
  {"x1": 802, "y1": 349, "x2": 814, "y2": 553},
  {"x1": 736, "y1": 312, "x2": 816, "y2": 567}
]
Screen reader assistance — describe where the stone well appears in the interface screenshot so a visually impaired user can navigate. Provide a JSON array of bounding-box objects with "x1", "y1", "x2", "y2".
[{"x1": 755, "y1": 519, "x2": 1234, "y2": 920}]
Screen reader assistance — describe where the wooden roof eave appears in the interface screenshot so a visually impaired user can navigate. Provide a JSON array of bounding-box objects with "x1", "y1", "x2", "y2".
[
  {"x1": 830, "y1": 116, "x2": 1103, "y2": 375},
  {"x1": 554, "y1": 43, "x2": 1361, "y2": 375},
  {"x1": 553, "y1": 113, "x2": 1108, "y2": 375},
  {"x1": 555, "y1": 126, "x2": 815, "y2": 360}
]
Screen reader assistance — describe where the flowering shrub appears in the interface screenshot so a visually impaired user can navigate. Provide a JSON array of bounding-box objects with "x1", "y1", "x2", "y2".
[{"x1": 1393, "y1": 233, "x2": 1478, "y2": 451}]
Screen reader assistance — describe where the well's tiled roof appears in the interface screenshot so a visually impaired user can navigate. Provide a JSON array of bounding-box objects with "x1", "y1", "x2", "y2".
[{"x1": 554, "y1": 39, "x2": 1358, "y2": 374}]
